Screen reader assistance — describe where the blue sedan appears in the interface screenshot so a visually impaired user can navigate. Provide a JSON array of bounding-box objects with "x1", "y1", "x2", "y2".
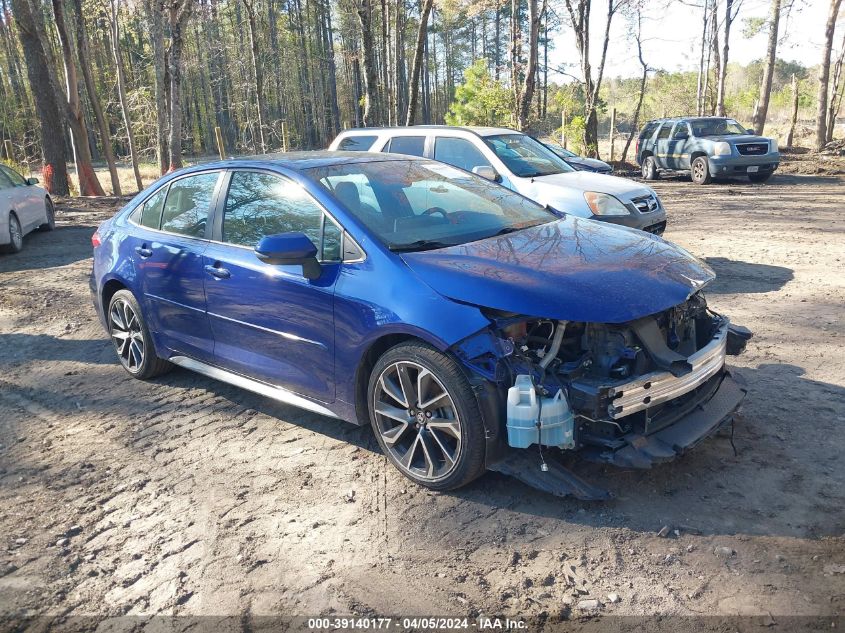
[{"x1": 91, "y1": 152, "x2": 749, "y2": 494}]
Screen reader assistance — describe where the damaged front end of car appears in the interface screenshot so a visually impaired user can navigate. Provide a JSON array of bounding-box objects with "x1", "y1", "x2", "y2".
[{"x1": 450, "y1": 292, "x2": 752, "y2": 500}]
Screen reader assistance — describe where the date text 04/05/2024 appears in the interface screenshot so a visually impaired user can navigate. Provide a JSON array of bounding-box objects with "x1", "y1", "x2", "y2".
[{"x1": 306, "y1": 617, "x2": 527, "y2": 630}]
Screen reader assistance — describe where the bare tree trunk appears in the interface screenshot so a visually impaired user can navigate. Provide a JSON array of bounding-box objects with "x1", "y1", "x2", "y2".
[
  {"x1": 708, "y1": 0, "x2": 719, "y2": 114},
  {"x1": 50, "y1": 0, "x2": 105, "y2": 196},
  {"x1": 752, "y1": 0, "x2": 781, "y2": 135},
  {"x1": 357, "y1": 0, "x2": 380, "y2": 125},
  {"x1": 510, "y1": 0, "x2": 520, "y2": 119},
  {"x1": 242, "y1": 0, "x2": 267, "y2": 152},
  {"x1": 817, "y1": 0, "x2": 844, "y2": 149},
  {"x1": 715, "y1": 0, "x2": 735, "y2": 117},
  {"x1": 494, "y1": 0, "x2": 501, "y2": 81},
  {"x1": 516, "y1": 0, "x2": 539, "y2": 130},
  {"x1": 695, "y1": 1, "x2": 708, "y2": 116},
  {"x1": 105, "y1": 0, "x2": 142, "y2": 192},
  {"x1": 405, "y1": 0, "x2": 433, "y2": 125},
  {"x1": 144, "y1": 0, "x2": 168, "y2": 175},
  {"x1": 786, "y1": 73, "x2": 799, "y2": 147},
  {"x1": 827, "y1": 32, "x2": 845, "y2": 142},
  {"x1": 621, "y1": 6, "x2": 647, "y2": 163},
  {"x1": 69, "y1": 0, "x2": 120, "y2": 195},
  {"x1": 167, "y1": 1, "x2": 193, "y2": 171},
  {"x1": 9, "y1": 0, "x2": 69, "y2": 195}
]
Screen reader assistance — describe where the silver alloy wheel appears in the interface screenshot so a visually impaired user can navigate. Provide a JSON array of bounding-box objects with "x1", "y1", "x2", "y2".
[
  {"x1": 641, "y1": 159, "x2": 650, "y2": 178},
  {"x1": 692, "y1": 159, "x2": 705, "y2": 181},
  {"x1": 109, "y1": 298, "x2": 145, "y2": 372},
  {"x1": 9, "y1": 215, "x2": 22, "y2": 250},
  {"x1": 373, "y1": 360, "x2": 462, "y2": 481}
]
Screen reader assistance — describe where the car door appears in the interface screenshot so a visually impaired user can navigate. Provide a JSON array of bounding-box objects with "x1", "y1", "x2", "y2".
[
  {"x1": 0, "y1": 165, "x2": 41, "y2": 232},
  {"x1": 203, "y1": 169, "x2": 339, "y2": 401},
  {"x1": 127, "y1": 171, "x2": 221, "y2": 363},
  {"x1": 667, "y1": 122, "x2": 692, "y2": 170},
  {"x1": 653, "y1": 123, "x2": 674, "y2": 169}
]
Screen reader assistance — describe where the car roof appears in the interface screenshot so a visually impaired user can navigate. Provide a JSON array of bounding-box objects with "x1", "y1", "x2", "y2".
[
  {"x1": 178, "y1": 151, "x2": 417, "y2": 174},
  {"x1": 336, "y1": 125, "x2": 521, "y2": 138}
]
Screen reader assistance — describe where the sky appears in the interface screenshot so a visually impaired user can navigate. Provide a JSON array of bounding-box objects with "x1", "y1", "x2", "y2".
[{"x1": 546, "y1": 0, "x2": 833, "y2": 81}]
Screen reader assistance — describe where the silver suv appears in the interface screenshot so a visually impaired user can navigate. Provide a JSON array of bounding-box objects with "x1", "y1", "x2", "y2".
[{"x1": 329, "y1": 126, "x2": 668, "y2": 235}]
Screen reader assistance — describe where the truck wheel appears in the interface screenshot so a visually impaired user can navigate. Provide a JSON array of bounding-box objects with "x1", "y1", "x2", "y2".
[
  {"x1": 691, "y1": 156, "x2": 712, "y2": 185},
  {"x1": 641, "y1": 156, "x2": 659, "y2": 180},
  {"x1": 749, "y1": 172, "x2": 771, "y2": 183}
]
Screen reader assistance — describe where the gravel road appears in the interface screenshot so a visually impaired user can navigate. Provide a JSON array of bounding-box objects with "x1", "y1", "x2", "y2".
[{"x1": 0, "y1": 166, "x2": 843, "y2": 629}]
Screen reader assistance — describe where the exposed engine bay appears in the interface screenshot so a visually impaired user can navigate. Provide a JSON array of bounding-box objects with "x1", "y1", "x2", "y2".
[{"x1": 454, "y1": 291, "x2": 752, "y2": 472}]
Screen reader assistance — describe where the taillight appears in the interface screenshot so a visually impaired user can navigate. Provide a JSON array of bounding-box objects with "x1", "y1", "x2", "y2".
[{"x1": 91, "y1": 230, "x2": 101, "y2": 248}]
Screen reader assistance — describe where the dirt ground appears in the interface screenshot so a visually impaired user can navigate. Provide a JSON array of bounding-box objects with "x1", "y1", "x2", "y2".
[{"x1": 1, "y1": 156, "x2": 844, "y2": 630}]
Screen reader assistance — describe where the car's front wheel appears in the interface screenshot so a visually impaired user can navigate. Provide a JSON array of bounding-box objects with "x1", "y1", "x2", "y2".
[
  {"x1": 749, "y1": 172, "x2": 772, "y2": 183},
  {"x1": 691, "y1": 156, "x2": 712, "y2": 184},
  {"x1": 641, "y1": 156, "x2": 659, "y2": 180},
  {"x1": 1, "y1": 213, "x2": 23, "y2": 254},
  {"x1": 368, "y1": 342, "x2": 486, "y2": 490},
  {"x1": 108, "y1": 289, "x2": 171, "y2": 379}
]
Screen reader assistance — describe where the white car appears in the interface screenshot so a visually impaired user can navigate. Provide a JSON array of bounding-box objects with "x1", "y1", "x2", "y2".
[
  {"x1": 328, "y1": 126, "x2": 667, "y2": 235},
  {"x1": 0, "y1": 165, "x2": 55, "y2": 253}
]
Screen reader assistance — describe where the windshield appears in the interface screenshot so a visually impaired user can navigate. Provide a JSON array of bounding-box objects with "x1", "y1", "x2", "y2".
[
  {"x1": 307, "y1": 160, "x2": 558, "y2": 251},
  {"x1": 689, "y1": 118, "x2": 747, "y2": 137},
  {"x1": 484, "y1": 134, "x2": 575, "y2": 178}
]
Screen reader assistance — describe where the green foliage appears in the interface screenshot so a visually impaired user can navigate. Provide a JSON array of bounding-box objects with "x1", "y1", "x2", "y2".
[
  {"x1": 445, "y1": 60, "x2": 514, "y2": 127},
  {"x1": 742, "y1": 16, "x2": 767, "y2": 39}
]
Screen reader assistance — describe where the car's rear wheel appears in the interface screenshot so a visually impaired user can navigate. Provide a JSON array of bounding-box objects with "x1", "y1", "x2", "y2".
[
  {"x1": 641, "y1": 156, "x2": 659, "y2": 180},
  {"x1": 368, "y1": 342, "x2": 486, "y2": 490},
  {"x1": 1, "y1": 213, "x2": 23, "y2": 254},
  {"x1": 748, "y1": 172, "x2": 772, "y2": 183},
  {"x1": 108, "y1": 289, "x2": 171, "y2": 379},
  {"x1": 691, "y1": 156, "x2": 712, "y2": 184},
  {"x1": 38, "y1": 197, "x2": 55, "y2": 231}
]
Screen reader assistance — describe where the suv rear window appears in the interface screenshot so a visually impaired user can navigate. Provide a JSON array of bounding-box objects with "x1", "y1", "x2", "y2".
[
  {"x1": 385, "y1": 136, "x2": 426, "y2": 157},
  {"x1": 338, "y1": 136, "x2": 377, "y2": 151}
]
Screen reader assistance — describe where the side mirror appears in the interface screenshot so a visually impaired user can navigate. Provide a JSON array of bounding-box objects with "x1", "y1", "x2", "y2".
[
  {"x1": 254, "y1": 232, "x2": 321, "y2": 280},
  {"x1": 26, "y1": 177, "x2": 39, "y2": 186},
  {"x1": 472, "y1": 165, "x2": 501, "y2": 182}
]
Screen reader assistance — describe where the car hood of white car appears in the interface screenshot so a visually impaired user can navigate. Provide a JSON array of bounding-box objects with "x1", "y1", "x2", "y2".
[{"x1": 532, "y1": 170, "x2": 654, "y2": 200}]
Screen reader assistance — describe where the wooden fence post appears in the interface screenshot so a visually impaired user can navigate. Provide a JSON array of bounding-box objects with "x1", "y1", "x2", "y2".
[
  {"x1": 561, "y1": 108, "x2": 567, "y2": 149},
  {"x1": 214, "y1": 127, "x2": 226, "y2": 160},
  {"x1": 281, "y1": 121, "x2": 288, "y2": 152},
  {"x1": 609, "y1": 107, "x2": 616, "y2": 162},
  {"x1": 3, "y1": 139, "x2": 13, "y2": 162}
]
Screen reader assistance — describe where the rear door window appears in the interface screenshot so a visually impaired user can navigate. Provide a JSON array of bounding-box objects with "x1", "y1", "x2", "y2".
[
  {"x1": 160, "y1": 172, "x2": 220, "y2": 238},
  {"x1": 136, "y1": 186, "x2": 168, "y2": 229},
  {"x1": 385, "y1": 136, "x2": 426, "y2": 157},
  {"x1": 656, "y1": 123, "x2": 673, "y2": 140},
  {"x1": 337, "y1": 136, "x2": 377, "y2": 151}
]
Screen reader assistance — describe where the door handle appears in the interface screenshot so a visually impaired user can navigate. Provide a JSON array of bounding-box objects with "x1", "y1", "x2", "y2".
[
  {"x1": 134, "y1": 246, "x2": 153, "y2": 258},
  {"x1": 204, "y1": 264, "x2": 231, "y2": 279}
]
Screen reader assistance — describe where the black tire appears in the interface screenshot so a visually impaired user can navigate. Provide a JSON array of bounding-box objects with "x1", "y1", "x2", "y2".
[
  {"x1": 691, "y1": 156, "x2": 712, "y2": 185},
  {"x1": 641, "y1": 156, "x2": 659, "y2": 180},
  {"x1": 367, "y1": 342, "x2": 486, "y2": 491},
  {"x1": 1, "y1": 212, "x2": 23, "y2": 254},
  {"x1": 107, "y1": 289, "x2": 171, "y2": 379},
  {"x1": 38, "y1": 197, "x2": 55, "y2": 231},
  {"x1": 749, "y1": 172, "x2": 772, "y2": 183}
]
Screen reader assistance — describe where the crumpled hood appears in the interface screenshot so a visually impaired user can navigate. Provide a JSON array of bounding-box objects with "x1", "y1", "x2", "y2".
[
  {"x1": 531, "y1": 170, "x2": 653, "y2": 198},
  {"x1": 400, "y1": 217, "x2": 715, "y2": 324}
]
